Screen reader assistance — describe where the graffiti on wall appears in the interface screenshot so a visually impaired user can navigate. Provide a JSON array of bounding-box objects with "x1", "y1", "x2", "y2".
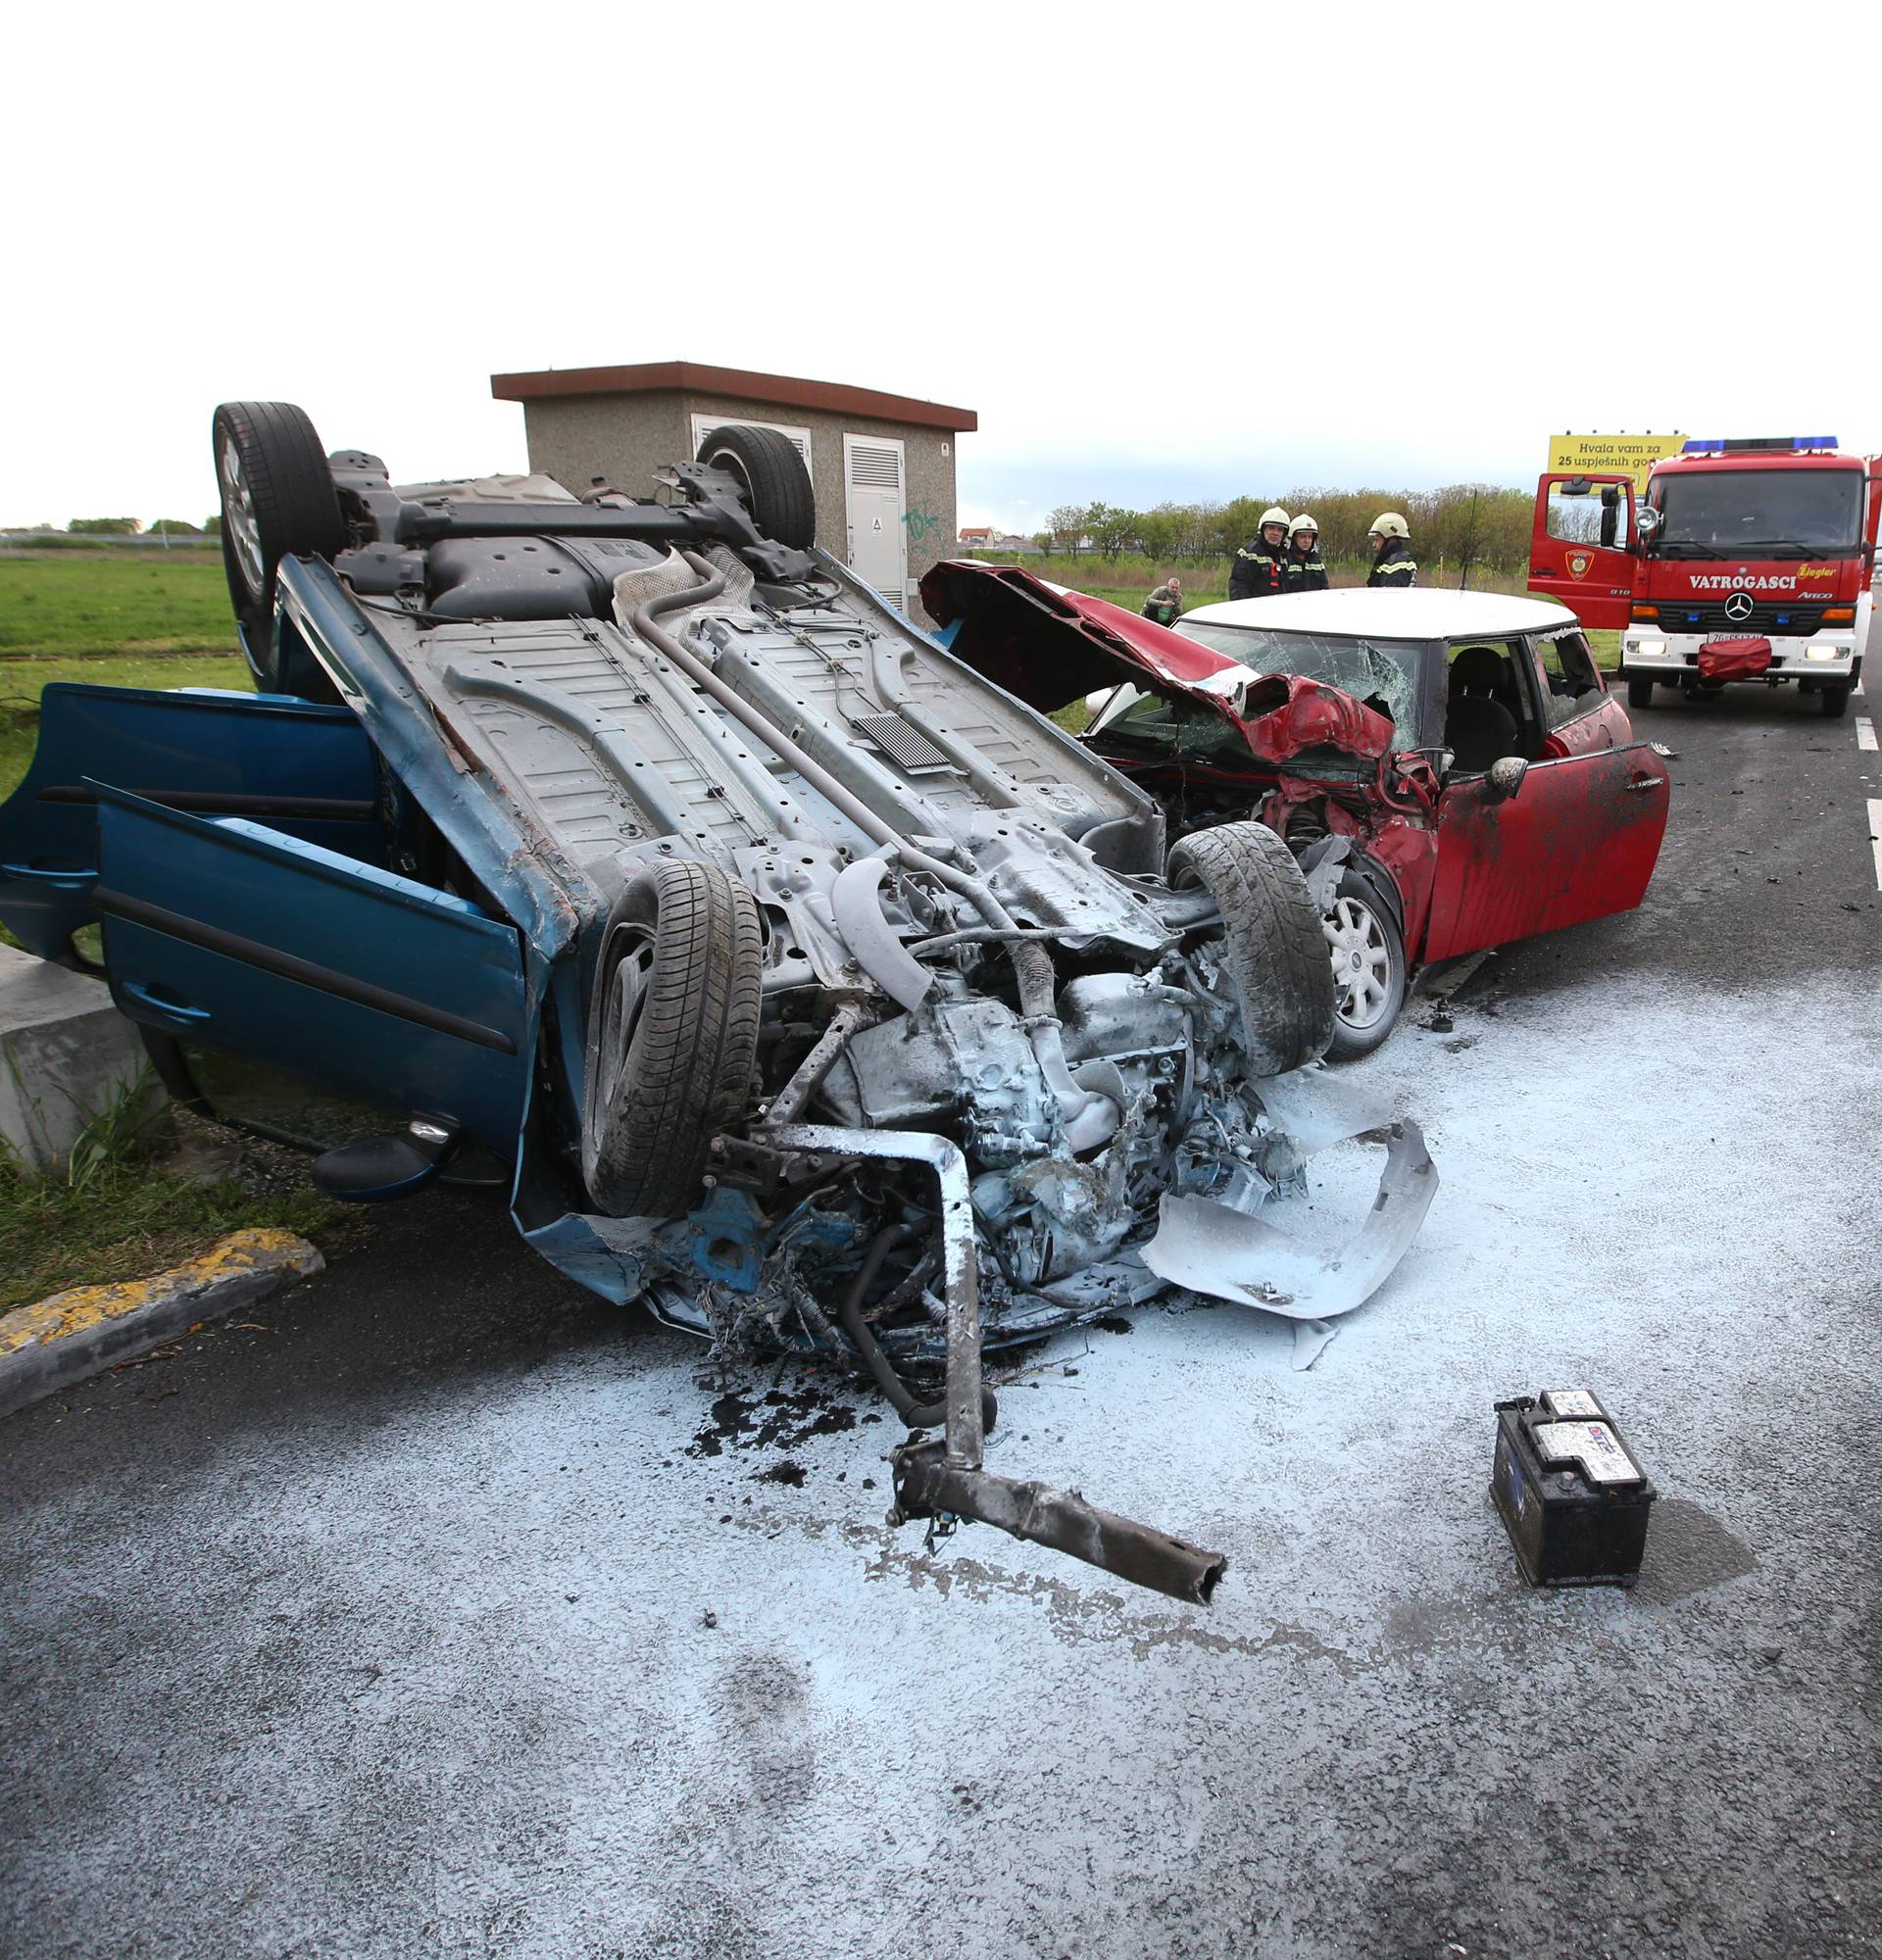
[{"x1": 902, "y1": 504, "x2": 944, "y2": 551}]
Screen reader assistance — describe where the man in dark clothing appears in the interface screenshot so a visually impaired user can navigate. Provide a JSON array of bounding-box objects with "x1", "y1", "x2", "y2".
[
  {"x1": 1142, "y1": 575, "x2": 1184, "y2": 627},
  {"x1": 1228, "y1": 506, "x2": 1290, "y2": 600},
  {"x1": 1366, "y1": 512, "x2": 1417, "y2": 588},
  {"x1": 1285, "y1": 514, "x2": 1328, "y2": 593}
]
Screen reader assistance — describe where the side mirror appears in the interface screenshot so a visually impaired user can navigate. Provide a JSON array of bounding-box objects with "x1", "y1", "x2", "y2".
[{"x1": 1484, "y1": 757, "x2": 1528, "y2": 804}]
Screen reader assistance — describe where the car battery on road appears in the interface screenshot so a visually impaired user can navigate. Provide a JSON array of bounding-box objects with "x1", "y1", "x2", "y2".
[{"x1": 1491, "y1": 1391, "x2": 1657, "y2": 1588}]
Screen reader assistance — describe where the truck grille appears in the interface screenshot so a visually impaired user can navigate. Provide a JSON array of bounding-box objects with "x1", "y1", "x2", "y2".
[{"x1": 1649, "y1": 599, "x2": 1831, "y2": 635}]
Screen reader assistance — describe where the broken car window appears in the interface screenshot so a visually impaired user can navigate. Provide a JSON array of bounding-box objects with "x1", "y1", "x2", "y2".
[
  {"x1": 1171, "y1": 624, "x2": 1433, "y2": 744},
  {"x1": 1533, "y1": 627, "x2": 1603, "y2": 727}
]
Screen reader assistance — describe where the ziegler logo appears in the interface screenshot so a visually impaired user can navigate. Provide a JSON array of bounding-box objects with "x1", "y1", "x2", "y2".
[
  {"x1": 1796, "y1": 564, "x2": 1836, "y2": 581},
  {"x1": 1565, "y1": 549, "x2": 1592, "y2": 579}
]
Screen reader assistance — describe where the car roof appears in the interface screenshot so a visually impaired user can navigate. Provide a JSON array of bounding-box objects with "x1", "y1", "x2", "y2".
[{"x1": 1182, "y1": 587, "x2": 1582, "y2": 638}]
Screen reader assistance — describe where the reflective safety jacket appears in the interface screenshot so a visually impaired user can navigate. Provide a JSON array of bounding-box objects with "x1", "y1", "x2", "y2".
[
  {"x1": 1228, "y1": 540, "x2": 1286, "y2": 601},
  {"x1": 1367, "y1": 540, "x2": 1416, "y2": 589},
  {"x1": 1286, "y1": 549, "x2": 1328, "y2": 595}
]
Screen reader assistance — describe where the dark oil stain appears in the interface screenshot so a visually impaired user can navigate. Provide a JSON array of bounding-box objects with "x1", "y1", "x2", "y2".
[
  {"x1": 688, "y1": 1381, "x2": 860, "y2": 1460},
  {"x1": 754, "y1": 1459, "x2": 807, "y2": 1487},
  {"x1": 1093, "y1": 1315, "x2": 1134, "y2": 1335}
]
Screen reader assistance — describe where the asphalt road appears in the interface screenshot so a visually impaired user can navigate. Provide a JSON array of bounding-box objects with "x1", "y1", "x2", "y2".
[{"x1": 4, "y1": 682, "x2": 1879, "y2": 1960}]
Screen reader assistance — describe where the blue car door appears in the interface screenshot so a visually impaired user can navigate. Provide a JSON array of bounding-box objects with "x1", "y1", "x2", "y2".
[
  {"x1": 93, "y1": 788, "x2": 532, "y2": 1152},
  {"x1": 0, "y1": 685, "x2": 383, "y2": 962}
]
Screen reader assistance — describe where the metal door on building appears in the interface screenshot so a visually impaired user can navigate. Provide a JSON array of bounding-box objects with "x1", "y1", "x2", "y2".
[{"x1": 844, "y1": 434, "x2": 907, "y2": 611}]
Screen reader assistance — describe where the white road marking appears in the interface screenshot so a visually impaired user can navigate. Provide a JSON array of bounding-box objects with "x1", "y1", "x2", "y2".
[
  {"x1": 1857, "y1": 717, "x2": 1878, "y2": 752},
  {"x1": 1871, "y1": 800, "x2": 1882, "y2": 891}
]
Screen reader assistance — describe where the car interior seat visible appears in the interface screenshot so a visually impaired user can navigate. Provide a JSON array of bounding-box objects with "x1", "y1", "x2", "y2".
[{"x1": 1445, "y1": 644, "x2": 1521, "y2": 773}]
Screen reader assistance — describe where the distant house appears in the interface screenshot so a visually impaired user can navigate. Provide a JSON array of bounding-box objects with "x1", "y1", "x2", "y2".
[{"x1": 955, "y1": 529, "x2": 1042, "y2": 559}]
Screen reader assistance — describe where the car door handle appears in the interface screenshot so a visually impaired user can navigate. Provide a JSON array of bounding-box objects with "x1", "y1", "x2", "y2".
[
  {"x1": 1, "y1": 861, "x2": 97, "y2": 891},
  {"x1": 120, "y1": 981, "x2": 211, "y2": 1023}
]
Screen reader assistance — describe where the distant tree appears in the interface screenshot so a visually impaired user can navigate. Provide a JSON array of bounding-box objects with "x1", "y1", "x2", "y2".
[
  {"x1": 1031, "y1": 531, "x2": 1053, "y2": 553},
  {"x1": 1047, "y1": 504, "x2": 1087, "y2": 553},
  {"x1": 1084, "y1": 502, "x2": 1140, "y2": 560},
  {"x1": 1135, "y1": 505, "x2": 1187, "y2": 564},
  {"x1": 147, "y1": 517, "x2": 201, "y2": 535},
  {"x1": 203, "y1": 514, "x2": 223, "y2": 536},
  {"x1": 68, "y1": 516, "x2": 141, "y2": 535}
]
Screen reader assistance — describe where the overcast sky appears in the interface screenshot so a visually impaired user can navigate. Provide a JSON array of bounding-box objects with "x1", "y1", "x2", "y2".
[{"x1": 4, "y1": 2, "x2": 1876, "y2": 534}]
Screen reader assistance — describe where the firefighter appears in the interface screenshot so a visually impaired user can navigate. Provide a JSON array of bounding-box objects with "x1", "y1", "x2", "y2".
[
  {"x1": 1142, "y1": 574, "x2": 1184, "y2": 627},
  {"x1": 1229, "y1": 507, "x2": 1290, "y2": 601},
  {"x1": 1286, "y1": 514, "x2": 1328, "y2": 594},
  {"x1": 1366, "y1": 513, "x2": 1417, "y2": 588}
]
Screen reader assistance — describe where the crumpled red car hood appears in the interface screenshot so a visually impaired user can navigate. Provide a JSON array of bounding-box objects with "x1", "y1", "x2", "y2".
[{"x1": 919, "y1": 560, "x2": 1395, "y2": 764}]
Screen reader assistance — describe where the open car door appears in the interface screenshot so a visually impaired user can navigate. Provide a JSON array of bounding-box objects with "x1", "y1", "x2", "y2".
[
  {"x1": 1528, "y1": 473, "x2": 1639, "y2": 631},
  {"x1": 91, "y1": 788, "x2": 532, "y2": 1153},
  {"x1": 0, "y1": 685, "x2": 383, "y2": 963},
  {"x1": 1421, "y1": 744, "x2": 1670, "y2": 964}
]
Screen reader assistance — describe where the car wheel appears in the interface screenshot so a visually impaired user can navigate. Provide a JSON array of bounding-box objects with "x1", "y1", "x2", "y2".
[
  {"x1": 695, "y1": 424, "x2": 817, "y2": 550},
  {"x1": 580, "y1": 859, "x2": 763, "y2": 1218},
  {"x1": 1321, "y1": 873, "x2": 1407, "y2": 1063},
  {"x1": 1626, "y1": 675, "x2": 1653, "y2": 710},
  {"x1": 212, "y1": 401, "x2": 347, "y2": 686},
  {"x1": 1820, "y1": 683, "x2": 1851, "y2": 718},
  {"x1": 1167, "y1": 820, "x2": 1335, "y2": 1076}
]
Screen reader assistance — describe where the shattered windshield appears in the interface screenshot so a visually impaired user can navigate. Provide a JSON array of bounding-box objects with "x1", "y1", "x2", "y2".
[
  {"x1": 1654, "y1": 468, "x2": 1863, "y2": 558},
  {"x1": 1171, "y1": 623, "x2": 1433, "y2": 743}
]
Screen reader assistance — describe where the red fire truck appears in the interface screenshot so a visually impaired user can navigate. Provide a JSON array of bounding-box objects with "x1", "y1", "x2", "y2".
[{"x1": 1529, "y1": 437, "x2": 1881, "y2": 717}]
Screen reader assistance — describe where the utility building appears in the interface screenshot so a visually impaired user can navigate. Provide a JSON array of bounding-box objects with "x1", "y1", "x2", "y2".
[{"x1": 490, "y1": 362, "x2": 976, "y2": 620}]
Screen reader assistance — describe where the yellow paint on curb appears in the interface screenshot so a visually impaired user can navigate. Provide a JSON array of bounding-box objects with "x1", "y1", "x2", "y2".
[{"x1": 0, "y1": 1228, "x2": 323, "y2": 1358}]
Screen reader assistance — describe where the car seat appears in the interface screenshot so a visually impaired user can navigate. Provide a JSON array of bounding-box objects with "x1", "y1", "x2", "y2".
[{"x1": 1444, "y1": 645, "x2": 1520, "y2": 774}]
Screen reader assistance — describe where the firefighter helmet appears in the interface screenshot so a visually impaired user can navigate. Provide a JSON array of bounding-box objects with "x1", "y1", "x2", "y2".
[
  {"x1": 1368, "y1": 512, "x2": 1411, "y2": 540},
  {"x1": 1260, "y1": 506, "x2": 1290, "y2": 531},
  {"x1": 1290, "y1": 514, "x2": 1319, "y2": 537}
]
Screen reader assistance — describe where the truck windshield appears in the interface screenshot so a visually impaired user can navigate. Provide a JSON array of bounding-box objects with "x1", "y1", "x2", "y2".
[
  {"x1": 1653, "y1": 468, "x2": 1863, "y2": 558},
  {"x1": 1170, "y1": 622, "x2": 1432, "y2": 743}
]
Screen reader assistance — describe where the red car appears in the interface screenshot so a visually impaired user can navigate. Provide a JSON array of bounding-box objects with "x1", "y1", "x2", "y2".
[{"x1": 923, "y1": 568, "x2": 1672, "y2": 1059}]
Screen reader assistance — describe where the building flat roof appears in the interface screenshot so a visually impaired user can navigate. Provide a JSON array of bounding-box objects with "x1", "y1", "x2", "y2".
[{"x1": 489, "y1": 361, "x2": 977, "y2": 433}]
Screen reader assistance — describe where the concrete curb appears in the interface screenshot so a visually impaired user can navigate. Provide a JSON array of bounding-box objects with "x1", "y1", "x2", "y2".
[{"x1": 0, "y1": 1228, "x2": 324, "y2": 1419}]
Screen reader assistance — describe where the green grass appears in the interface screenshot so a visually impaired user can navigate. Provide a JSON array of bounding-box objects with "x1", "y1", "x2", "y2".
[
  {"x1": 0, "y1": 1076, "x2": 339, "y2": 1313},
  {"x1": 0, "y1": 553, "x2": 239, "y2": 659}
]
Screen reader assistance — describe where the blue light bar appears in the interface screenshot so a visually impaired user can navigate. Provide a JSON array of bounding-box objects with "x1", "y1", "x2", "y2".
[{"x1": 1682, "y1": 436, "x2": 1839, "y2": 455}]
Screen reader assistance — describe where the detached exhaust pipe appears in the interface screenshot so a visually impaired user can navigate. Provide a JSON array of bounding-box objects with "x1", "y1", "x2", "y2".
[
  {"x1": 763, "y1": 1122, "x2": 1227, "y2": 1605},
  {"x1": 888, "y1": 1436, "x2": 1227, "y2": 1606}
]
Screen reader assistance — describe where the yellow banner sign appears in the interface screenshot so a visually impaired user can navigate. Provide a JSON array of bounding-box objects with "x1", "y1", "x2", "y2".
[{"x1": 1547, "y1": 433, "x2": 1688, "y2": 490}]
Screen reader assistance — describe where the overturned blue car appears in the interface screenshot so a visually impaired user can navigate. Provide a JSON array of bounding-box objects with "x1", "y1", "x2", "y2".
[{"x1": 0, "y1": 402, "x2": 1437, "y2": 1598}]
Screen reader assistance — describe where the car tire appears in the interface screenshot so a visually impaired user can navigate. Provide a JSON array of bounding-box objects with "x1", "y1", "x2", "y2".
[
  {"x1": 1820, "y1": 682, "x2": 1851, "y2": 718},
  {"x1": 212, "y1": 401, "x2": 347, "y2": 683},
  {"x1": 695, "y1": 424, "x2": 817, "y2": 550},
  {"x1": 1320, "y1": 871, "x2": 1407, "y2": 1063},
  {"x1": 1167, "y1": 820, "x2": 1335, "y2": 1076},
  {"x1": 1626, "y1": 674, "x2": 1653, "y2": 710},
  {"x1": 581, "y1": 859, "x2": 763, "y2": 1218}
]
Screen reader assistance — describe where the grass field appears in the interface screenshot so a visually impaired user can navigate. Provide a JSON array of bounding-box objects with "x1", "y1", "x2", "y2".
[
  {"x1": 0, "y1": 555, "x2": 249, "y2": 804},
  {"x1": 0, "y1": 552, "x2": 239, "y2": 659}
]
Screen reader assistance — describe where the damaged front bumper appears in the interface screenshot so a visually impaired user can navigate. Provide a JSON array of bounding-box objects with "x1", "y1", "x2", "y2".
[{"x1": 764, "y1": 1094, "x2": 1437, "y2": 1603}]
